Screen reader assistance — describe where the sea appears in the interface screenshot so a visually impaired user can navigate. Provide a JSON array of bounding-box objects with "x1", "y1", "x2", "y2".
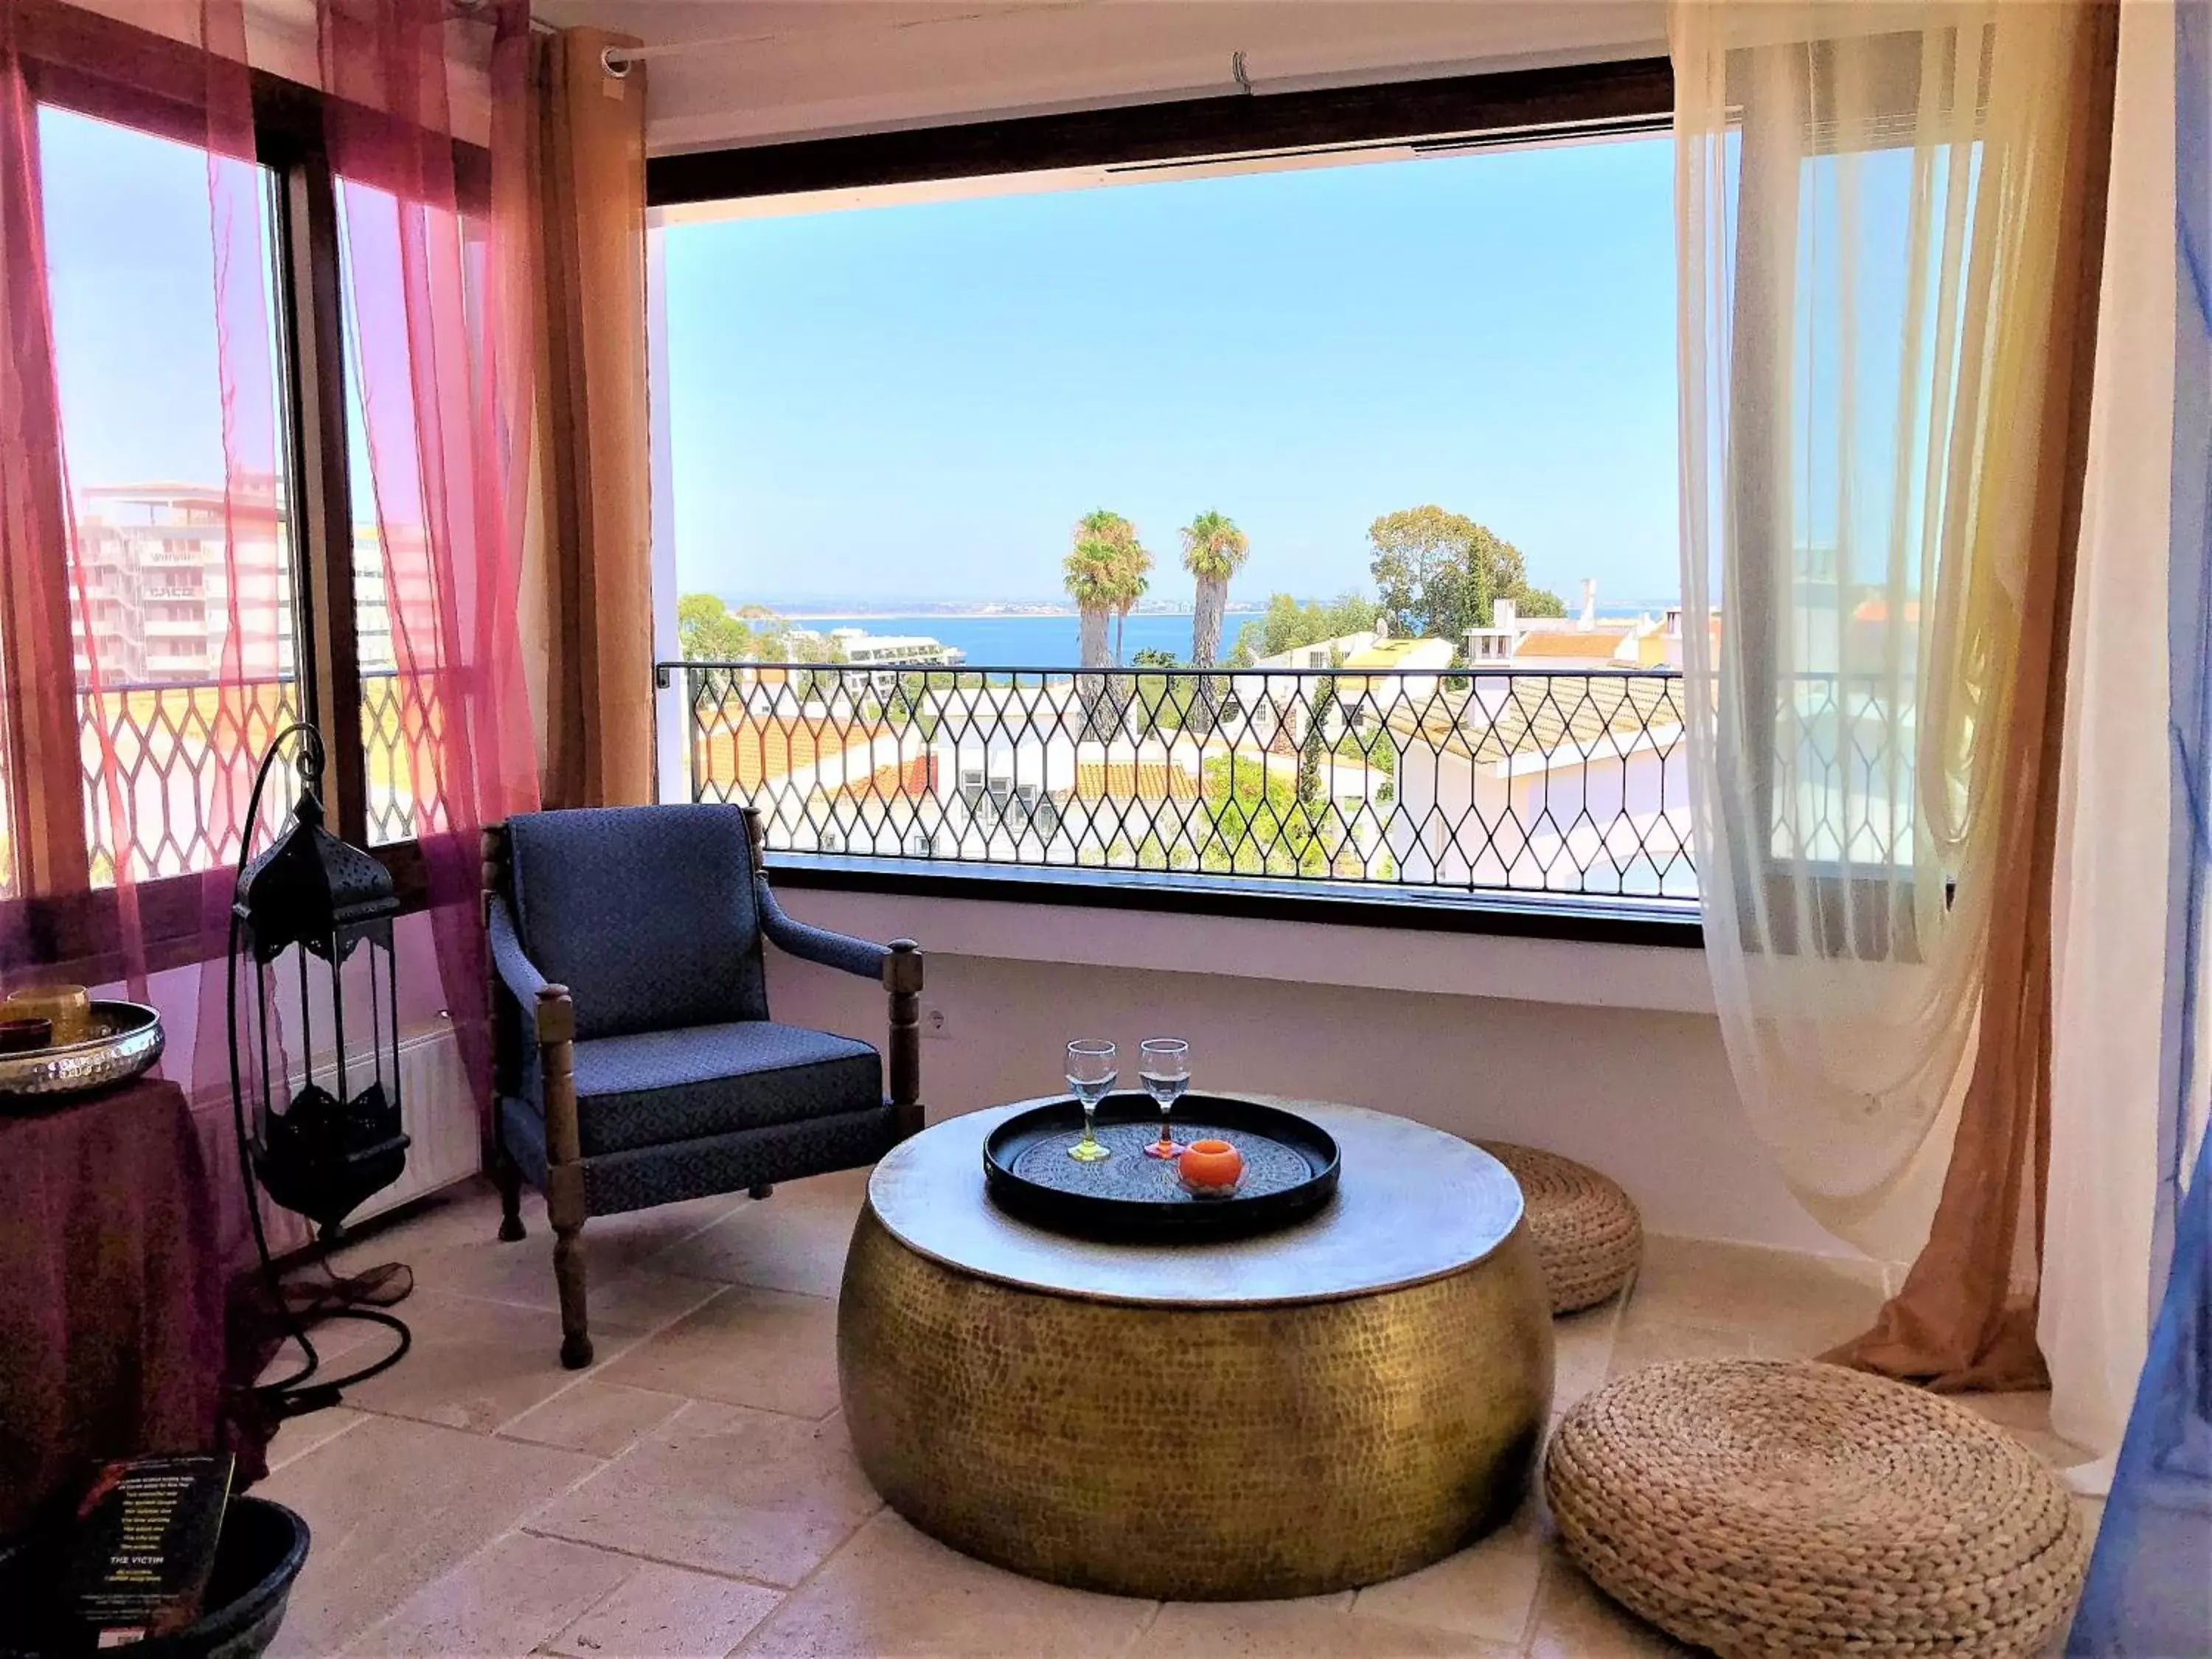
[
  {"x1": 790, "y1": 613, "x2": 1203, "y2": 669},
  {"x1": 783, "y1": 605, "x2": 1666, "y2": 669}
]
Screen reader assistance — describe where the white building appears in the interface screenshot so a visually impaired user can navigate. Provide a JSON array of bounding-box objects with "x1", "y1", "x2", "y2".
[
  {"x1": 830, "y1": 628, "x2": 966, "y2": 668},
  {"x1": 1385, "y1": 673, "x2": 1692, "y2": 897}
]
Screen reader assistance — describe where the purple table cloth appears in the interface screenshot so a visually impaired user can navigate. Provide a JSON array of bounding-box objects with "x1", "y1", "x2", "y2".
[{"x1": 0, "y1": 1077, "x2": 234, "y2": 1537}]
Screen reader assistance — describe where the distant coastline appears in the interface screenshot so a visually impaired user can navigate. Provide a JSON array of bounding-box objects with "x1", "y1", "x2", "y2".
[{"x1": 762, "y1": 605, "x2": 1244, "y2": 622}]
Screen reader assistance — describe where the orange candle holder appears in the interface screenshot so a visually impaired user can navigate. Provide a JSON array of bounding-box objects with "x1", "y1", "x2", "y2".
[{"x1": 1178, "y1": 1139, "x2": 1244, "y2": 1198}]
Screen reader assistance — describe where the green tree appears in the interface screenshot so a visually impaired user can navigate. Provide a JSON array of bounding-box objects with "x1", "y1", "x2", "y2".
[
  {"x1": 1366, "y1": 507, "x2": 1565, "y2": 644},
  {"x1": 678, "y1": 593, "x2": 791, "y2": 661},
  {"x1": 1180, "y1": 509, "x2": 1251, "y2": 671},
  {"x1": 1228, "y1": 591, "x2": 1381, "y2": 666},
  {"x1": 1131, "y1": 647, "x2": 1179, "y2": 669}
]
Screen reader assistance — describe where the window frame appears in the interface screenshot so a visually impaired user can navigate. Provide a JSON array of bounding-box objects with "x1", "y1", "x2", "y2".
[
  {"x1": 10, "y1": 4, "x2": 462, "y2": 974},
  {"x1": 647, "y1": 55, "x2": 1701, "y2": 949}
]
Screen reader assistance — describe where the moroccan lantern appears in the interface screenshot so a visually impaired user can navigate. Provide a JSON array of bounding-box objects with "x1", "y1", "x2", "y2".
[{"x1": 230, "y1": 723, "x2": 408, "y2": 1245}]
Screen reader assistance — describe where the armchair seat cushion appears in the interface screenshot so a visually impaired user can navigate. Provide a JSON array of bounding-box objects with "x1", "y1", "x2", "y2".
[{"x1": 571, "y1": 1020, "x2": 883, "y2": 1158}]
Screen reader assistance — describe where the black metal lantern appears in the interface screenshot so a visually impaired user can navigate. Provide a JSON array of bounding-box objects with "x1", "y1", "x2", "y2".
[{"x1": 231, "y1": 724, "x2": 408, "y2": 1245}]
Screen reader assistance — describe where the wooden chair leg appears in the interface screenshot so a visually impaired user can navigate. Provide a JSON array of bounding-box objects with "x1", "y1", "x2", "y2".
[
  {"x1": 883, "y1": 939, "x2": 925, "y2": 1140},
  {"x1": 552, "y1": 1209, "x2": 591, "y2": 1370},
  {"x1": 495, "y1": 1148, "x2": 526, "y2": 1242},
  {"x1": 539, "y1": 984, "x2": 591, "y2": 1369}
]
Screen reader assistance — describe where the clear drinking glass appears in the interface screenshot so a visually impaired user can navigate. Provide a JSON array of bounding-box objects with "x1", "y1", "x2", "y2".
[
  {"x1": 1138, "y1": 1037, "x2": 1190, "y2": 1158},
  {"x1": 1065, "y1": 1039, "x2": 1116, "y2": 1162}
]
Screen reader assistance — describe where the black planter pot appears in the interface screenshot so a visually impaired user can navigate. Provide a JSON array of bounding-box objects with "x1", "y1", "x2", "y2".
[
  {"x1": 133, "y1": 1499, "x2": 310, "y2": 1659},
  {"x1": 0, "y1": 1498, "x2": 310, "y2": 1659}
]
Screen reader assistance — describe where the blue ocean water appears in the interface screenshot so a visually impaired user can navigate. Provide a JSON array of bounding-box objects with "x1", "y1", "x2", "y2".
[{"x1": 794, "y1": 613, "x2": 1203, "y2": 669}]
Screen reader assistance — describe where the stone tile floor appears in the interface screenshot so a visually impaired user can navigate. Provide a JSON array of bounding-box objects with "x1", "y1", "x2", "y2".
[{"x1": 259, "y1": 1167, "x2": 2104, "y2": 1658}]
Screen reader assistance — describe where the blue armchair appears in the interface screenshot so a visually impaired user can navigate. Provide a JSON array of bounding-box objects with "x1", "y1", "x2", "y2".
[{"x1": 482, "y1": 803, "x2": 923, "y2": 1368}]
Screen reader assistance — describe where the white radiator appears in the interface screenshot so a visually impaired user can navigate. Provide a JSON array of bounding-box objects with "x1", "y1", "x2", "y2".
[{"x1": 351, "y1": 1021, "x2": 481, "y2": 1222}]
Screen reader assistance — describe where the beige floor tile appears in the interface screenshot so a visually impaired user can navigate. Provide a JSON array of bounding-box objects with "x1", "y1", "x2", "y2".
[
  {"x1": 598, "y1": 1286, "x2": 841, "y2": 1419},
  {"x1": 338, "y1": 1289, "x2": 653, "y2": 1433},
  {"x1": 737, "y1": 1511, "x2": 1154, "y2": 1658},
  {"x1": 263, "y1": 1404, "x2": 371, "y2": 1471},
  {"x1": 335, "y1": 1181, "x2": 745, "y2": 1309},
  {"x1": 1349, "y1": 1510, "x2": 1543, "y2": 1646},
  {"x1": 338, "y1": 1531, "x2": 636, "y2": 1658},
  {"x1": 531, "y1": 1402, "x2": 880, "y2": 1587},
  {"x1": 257, "y1": 1413, "x2": 599, "y2": 1656},
  {"x1": 643, "y1": 1181, "x2": 866, "y2": 1299},
  {"x1": 1952, "y1": 1388, "x2": 2100, "y2": 1472},
  {"x1": 499, "y1": 1380, "x2": 689, "y2": 1457},
  {"x1": 1525, "y1": 1550, "x2": 1696, "y2": 1658},
  {"x1": 1606, "y1": 1306, "x2": 1756, "y2": 1380},
  {"x1": 1630, "y1": 1234, "x2": 1883, "y2": 1356},
  {"x1": 1551, "y1": 1299, "x2": 1623, "y2": 1413},
  {"x1": 549, "y1": 1562, "x2": 783, "y2": 1659},
  {"x1": 1135, "y1": 1599, "x2": 1513, "y2": 1658}
]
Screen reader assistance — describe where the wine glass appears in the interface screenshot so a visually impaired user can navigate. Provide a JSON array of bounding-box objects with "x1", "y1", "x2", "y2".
[
  {"x1": 1065, "y1": 1039, "x2": 1116, "y2": 1162},
  {"x1": 1138, "y1": 1037, "x2": 1190, "y2": 1158}
]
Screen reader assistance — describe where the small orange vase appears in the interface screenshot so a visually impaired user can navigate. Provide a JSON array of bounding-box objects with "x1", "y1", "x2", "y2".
[{"x1": 1178, "y1": 1139, "x2": 1244, "y2": 1196}]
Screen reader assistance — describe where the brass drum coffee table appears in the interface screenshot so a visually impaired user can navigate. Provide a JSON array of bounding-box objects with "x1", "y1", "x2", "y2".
[{"x1": 838, "y1": 1098, "x2": 1554, "y2": 1601}]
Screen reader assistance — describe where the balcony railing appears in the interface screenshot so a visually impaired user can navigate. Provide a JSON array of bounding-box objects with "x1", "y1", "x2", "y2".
[
  {"x1": 72, "y1": 667, "x2": 428, "y2": 886},
  {"x1": 664, "y1": 661, "x2": 1700, "y2": 903}
]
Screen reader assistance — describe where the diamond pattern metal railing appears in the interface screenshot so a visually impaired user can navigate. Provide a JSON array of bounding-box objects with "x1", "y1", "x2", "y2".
[
  {"x1": 69, "y1": 669, "x2": 431, "y2": 885},
  {"x1": 80, "y1": 678, "x2": 304, "y2": 884},
  {"x1": 668, "y1": 661, "x2": 1700, "y2": 901}
]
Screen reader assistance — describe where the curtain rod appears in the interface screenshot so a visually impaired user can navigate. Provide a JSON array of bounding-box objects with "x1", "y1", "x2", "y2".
[{"x1": 597, "y1": 37, "x2": 1259, "y2": 93}]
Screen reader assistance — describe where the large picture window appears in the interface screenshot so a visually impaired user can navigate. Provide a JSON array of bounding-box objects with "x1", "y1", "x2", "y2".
[{"x1": 648, "y1": 63, "x2": 1697, "y2": 924}]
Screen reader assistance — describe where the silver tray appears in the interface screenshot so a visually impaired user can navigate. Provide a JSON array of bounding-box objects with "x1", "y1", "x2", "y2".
[{"x1": 0, "y1": 1000, "x2": 164, "y2": 1099}]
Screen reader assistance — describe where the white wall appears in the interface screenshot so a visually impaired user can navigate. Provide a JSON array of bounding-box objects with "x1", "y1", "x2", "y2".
[{"x1": 762, "y1": 887, "x2": 1859, "y2": 1261}]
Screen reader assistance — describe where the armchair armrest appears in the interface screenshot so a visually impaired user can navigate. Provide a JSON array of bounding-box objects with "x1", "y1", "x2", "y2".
[
  {"x1": 757, "y1": 879, "x2": 890, "y2": 980},
  {"x1": 488, "y1": 894, "x2": 572, "y2": 1043}
]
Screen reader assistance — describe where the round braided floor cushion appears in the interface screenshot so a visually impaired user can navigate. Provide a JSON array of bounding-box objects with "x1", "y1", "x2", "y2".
[
  {"x1": 1477, "y1": 1140, "x2": 1641, "y2": 1313},
  {"x1": 1545, "y1": 1360, "x2": 2091, "y2": 1659}
]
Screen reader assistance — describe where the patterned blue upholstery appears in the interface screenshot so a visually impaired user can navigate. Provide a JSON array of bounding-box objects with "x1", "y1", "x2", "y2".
[
  {"x1": 572, "y1": 1020, "x2": 883, "y2": 1157},
  {"x1": 758, "y1": 882, "x2": 889, "y2": 981},
  {"x1": 500, "y1": 1094, "x2": 900, "y2": 1217},
  {"x1": 508, "y1": 804, "x2": 767, "y2": 1040}
]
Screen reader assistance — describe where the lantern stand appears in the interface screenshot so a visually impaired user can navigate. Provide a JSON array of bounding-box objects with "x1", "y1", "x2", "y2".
[{"x1": 229, "y1": 723, "x2": 413, "y2": 1417}]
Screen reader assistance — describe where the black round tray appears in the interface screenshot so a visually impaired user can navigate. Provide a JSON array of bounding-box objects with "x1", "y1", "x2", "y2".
[{"x1": 982, "y1": 1092, "x2": 1340, "y2": 1242}]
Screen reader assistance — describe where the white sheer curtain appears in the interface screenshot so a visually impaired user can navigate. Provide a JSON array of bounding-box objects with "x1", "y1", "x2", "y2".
[
  {"x1": 1676, "y1": 0, "x2": 2111, "y2": 1296},
  {"x1": 2042, "y1": 0, "x2": 2174, "y2": 1486}
]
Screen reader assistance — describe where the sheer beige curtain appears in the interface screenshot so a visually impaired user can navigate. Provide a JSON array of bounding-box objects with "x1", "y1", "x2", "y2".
[{"x1": 1675, "y1": 0, "x2": 2117, "y2": 1386}]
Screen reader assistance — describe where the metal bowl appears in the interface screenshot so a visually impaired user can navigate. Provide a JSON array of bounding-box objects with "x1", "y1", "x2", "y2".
[{"x1": 0, "y1": 1000, "x2": 164, "y2": 1100}]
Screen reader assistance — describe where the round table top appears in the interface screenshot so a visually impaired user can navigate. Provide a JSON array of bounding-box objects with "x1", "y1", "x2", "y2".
[{"x1": 866, "y1": 1097, "x2": 1523, "y2": 1308}]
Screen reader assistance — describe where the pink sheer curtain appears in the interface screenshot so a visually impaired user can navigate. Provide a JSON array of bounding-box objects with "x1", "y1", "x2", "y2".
[
  {"x1": 1, "y1": 0, "x2": 540, "y2": 1269},
  {"x1": 317, "y1": 0, "x2": 540, "y2": 1111},
  {"x1": 1, "y1": 0, "x2": 287, "y2": 1267}
]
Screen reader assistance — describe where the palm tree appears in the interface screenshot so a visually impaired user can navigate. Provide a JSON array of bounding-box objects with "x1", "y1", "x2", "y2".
[
  {"x1": 1180, "y1": 510, "x2": 1250, "y2": 671},
  {"x1": 1063, "y1": 509, "x2": 1133, "y2": 670}
]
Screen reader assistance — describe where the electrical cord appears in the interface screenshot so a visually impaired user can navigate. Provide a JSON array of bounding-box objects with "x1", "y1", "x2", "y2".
[{"x1": 229, "y1": 722, "x2": 412, "y2": 1418}]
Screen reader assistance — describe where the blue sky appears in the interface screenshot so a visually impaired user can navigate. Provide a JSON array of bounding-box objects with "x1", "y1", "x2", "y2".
[
  {"x1": 661, "y1": 135, "x2": 1680, "y2": 611},
  {"x1": 44, "y1": 108, "x2": 1682, "y2": 616}
]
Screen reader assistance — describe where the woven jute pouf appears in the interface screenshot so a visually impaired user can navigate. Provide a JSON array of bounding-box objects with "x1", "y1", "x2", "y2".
[
  {"x1": 1545, "y1": 1360, "x2": 2091, "y2": 1659},
  {"x1": 1477, "y1": 1140, "x2": 1642, "y2": 1314}
]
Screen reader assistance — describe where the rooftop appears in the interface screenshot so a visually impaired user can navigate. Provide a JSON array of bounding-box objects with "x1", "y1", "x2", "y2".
[{"x1": 1388, "y1": 673, "x2": 1684, "y2": 766}]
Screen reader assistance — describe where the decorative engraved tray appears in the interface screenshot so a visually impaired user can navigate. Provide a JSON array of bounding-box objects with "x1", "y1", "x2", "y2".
[
  {"x1": 0, "y1": 1001, "x2": 164, "y2": 1102},
  {"x1": 982, "y1": 1093, "x2": 1340, "y2": 1242}
]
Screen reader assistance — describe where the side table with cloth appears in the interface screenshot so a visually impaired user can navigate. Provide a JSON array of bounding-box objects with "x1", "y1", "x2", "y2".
[{"x1": 0, "y1": 1077, "x2": 243, "y2": 1538}]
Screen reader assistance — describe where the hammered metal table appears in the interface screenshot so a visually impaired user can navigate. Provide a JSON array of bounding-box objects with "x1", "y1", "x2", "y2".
[{"x1": 837, "y1": 1098, "x2": 1554, "y2": 1601}]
